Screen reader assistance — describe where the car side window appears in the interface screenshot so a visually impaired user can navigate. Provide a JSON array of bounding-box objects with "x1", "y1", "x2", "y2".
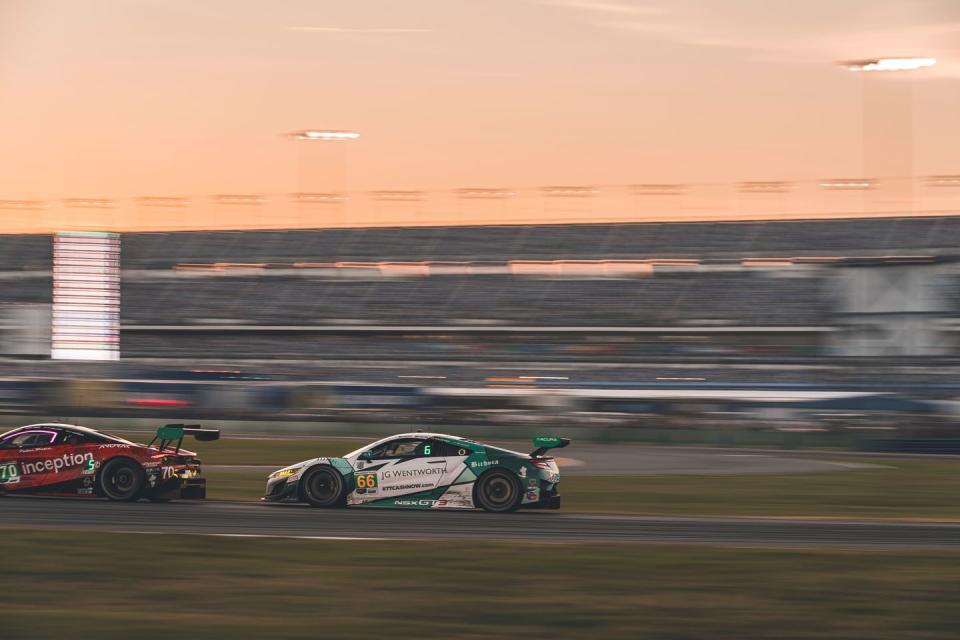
[
  {"x1": 421, "y1": 440, "x2": 467, "y2": 457},
  {"x1": 366, "y1": 438, "x2": 425, "y2": 459},
  {"x1": 3, "y1": 430, "x2": 59, "y2": 448},
  {"x1": 61, "y1": 432, "x2": 84, "y2": 445}
]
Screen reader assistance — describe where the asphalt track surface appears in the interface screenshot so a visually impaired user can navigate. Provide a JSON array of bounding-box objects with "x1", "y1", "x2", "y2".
[
  {"x1": 494, "y1": 443, "x2": 880, "y2": 476},
  {"x1": 212, "y1": 444, "x2": 881, "y2": 476},
  {"x1": 3, "y1": 498, "x2": 959, "y2": 549}
]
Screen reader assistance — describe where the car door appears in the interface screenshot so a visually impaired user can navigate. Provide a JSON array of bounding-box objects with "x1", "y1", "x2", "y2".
[
  {"x1": 0, "y1": 432, "x2": 23, "y2": 491},
  {"x1": 424, "y1": 438, "x2": 473, "y2": 508},
  {"x1": 352, "y1": 437, "x2": 449, "y2": 503},
  {"x1": 1, "y1": 428, "x2": 62, "y2": 491}
]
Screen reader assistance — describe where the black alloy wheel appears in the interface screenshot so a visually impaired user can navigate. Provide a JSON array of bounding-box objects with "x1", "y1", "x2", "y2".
[
  {"x1": 475, "y1": 469, "x2": 522, "y2": 513},
  {"x1": 301, "y1": 466, "x2": 346, "y2": 508}
]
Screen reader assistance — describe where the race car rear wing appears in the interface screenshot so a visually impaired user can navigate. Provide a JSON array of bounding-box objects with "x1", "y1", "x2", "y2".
[
  {"x1": 149, "y1": 423, "x2": 221, "y2": 453},
  {"x1": 530, "y1": 436, "x2": 570, "y2": 458}
]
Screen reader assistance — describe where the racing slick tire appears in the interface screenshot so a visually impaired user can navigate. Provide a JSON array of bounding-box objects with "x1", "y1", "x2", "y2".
[
  {"x1": 300, "y1": 465, "x2": 347, "y2": 508},
  {"x1": 474, "y1": 469, "x2": 523, "y2": 513},
  {"x1": 97, "y1": 457, "x2": 146, "y2": 502}
]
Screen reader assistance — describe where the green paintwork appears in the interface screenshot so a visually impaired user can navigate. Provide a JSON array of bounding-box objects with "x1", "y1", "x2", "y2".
[
  {"x1": 327, "y1": 458, "x2": 355, "y2": 476},
  {"x1": 272, "y1": 433, "x2": 565, "y2": 510},
  {"x1": 533, "y1": 436, "x2": 563, "y2": 448},
  {"x1": 156, "y1": 426, "x2": 183, "y2": 441}
]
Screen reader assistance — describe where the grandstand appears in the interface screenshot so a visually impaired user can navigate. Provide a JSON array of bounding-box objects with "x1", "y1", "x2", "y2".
[
  {"x1": 119, "y1": 216, "x2": 960, "y2": 266},
  {"x1": 0, "y1": 215, "x2": 957, "y2": 363}
]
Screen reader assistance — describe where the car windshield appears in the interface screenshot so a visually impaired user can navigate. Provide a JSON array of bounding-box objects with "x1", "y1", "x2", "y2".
[
  {"x1": 345, "y1": 437, "x2": 422, "y2": 459},
  {"x1": 0, "y1": 426, "x2": 136, "y2": 447}
]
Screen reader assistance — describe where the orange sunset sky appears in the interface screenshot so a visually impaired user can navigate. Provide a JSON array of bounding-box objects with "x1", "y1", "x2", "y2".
[{"x1": 1, "y1": 0, "x2": 959, "y2": 203}]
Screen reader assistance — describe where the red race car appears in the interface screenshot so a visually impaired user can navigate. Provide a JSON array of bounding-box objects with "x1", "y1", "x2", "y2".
[{"x1": 0, "y1": 423, "x2": 219, "y2": 502}]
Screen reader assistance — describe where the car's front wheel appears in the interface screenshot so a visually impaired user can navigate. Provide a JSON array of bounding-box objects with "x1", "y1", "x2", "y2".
[
  {"x1": 300, "y1": 466, "x2": 347, "y2": 508},
  {"x1": 474, "y1": 469, "x2": 522, "y2": 513},
  {"x1": 98, "y1": 457, "x2": 145, "y2": 502}
]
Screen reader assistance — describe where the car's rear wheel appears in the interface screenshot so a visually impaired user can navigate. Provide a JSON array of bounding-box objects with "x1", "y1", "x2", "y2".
[
  {"x1": 300, "y1": 466, "x2": 346, "y2": 508},
  {"x1": 98, "y1": 458, "x2": 145, "y2": 502},
  {"x1": 475, "y1": 469, "x2": 522, "y2": 513}
]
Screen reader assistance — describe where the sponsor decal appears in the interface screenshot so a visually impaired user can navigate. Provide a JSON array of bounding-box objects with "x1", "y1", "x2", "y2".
[
  {"x1": 393, "y1": 499, "x2": 437, "y2": 507},
  {"x1": 81, "y1": 459, "x2": 98, "y2": 475},
  {"x1": 384, "y1": 482, "x2": 434, "y2": 492},
  {"x1": 469, "y1": 460, "x2": 499, "y2": 469},
  {"x1": 382, "y1": 467, "x2": 446, "y2": 479},
  {"x1": 20, "y1": 452, "x2": 94, "y2": 476},
  {"x1": 518, "y1": 466, "x2": 527, "y2": 478}
]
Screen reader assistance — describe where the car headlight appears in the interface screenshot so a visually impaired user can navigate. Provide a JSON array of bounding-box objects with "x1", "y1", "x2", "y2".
[{"x1": 270, "y1": 468, "x2": 298, "y2": 480}]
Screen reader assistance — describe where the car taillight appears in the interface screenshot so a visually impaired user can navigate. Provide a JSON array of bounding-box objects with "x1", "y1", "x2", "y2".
[{"x1": 530, "y1": 459, "x2": 553, "y2": 470}]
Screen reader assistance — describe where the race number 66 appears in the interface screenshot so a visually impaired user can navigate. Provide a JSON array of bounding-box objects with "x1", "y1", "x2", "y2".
[{"x1": 355, "y1": 473, "x2": 377, "y2": 489}]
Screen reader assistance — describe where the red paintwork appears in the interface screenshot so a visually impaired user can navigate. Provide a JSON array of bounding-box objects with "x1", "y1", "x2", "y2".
[{"x1": 0, "y1": 424, "x2": 201, "y2": 498}]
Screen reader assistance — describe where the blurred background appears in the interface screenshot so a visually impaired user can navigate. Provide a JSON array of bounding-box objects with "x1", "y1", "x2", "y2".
[
  {"x1": 6, "y1": 3, "x2": 960, "y2": 639},
  {"x1": 0, "y1": 0, "x2": 959, "y2": 452}
]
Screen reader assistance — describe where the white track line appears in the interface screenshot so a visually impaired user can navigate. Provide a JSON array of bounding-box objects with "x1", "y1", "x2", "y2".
[{"x1": 113, "y1": 530, "x2": 390, "y2": 541}]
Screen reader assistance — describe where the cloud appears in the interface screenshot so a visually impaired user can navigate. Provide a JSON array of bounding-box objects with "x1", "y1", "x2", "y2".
[
  {"x1": 536, "y1": 0, "x2": 662, "y2": 15},
  {"x1": 581, "y1": 3, "x2": 960, "y2": 75},
  {"x1": 288, "y1": 27, "x2": 433, "y2": 34}
]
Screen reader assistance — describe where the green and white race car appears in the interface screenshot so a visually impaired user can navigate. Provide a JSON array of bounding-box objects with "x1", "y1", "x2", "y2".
[{"x1": 263, "y1": 432, "x2": 568, "y2": 513}]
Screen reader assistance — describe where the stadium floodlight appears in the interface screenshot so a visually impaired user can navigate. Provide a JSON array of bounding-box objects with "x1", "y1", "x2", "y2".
[
  {"x1": 291, "y1": 192, "x2": 345, "y2": 204},
  {"x1": 840, "y1": 57, "x2": 936, "y2": 72},
  {"x1": 926, "y1": 175, "x2": 960, "y2": 188},
  {"x1": 64, "y1": 198, "x2": 117, "y2": 209},
  {"x1": 137, "y1": 196, "x2": 190, "y2": 208},
  {"x1": 819, "y1": 179, "x2": 874, "y2": 191},
  {"x1": 212, "y1": 194, "x2": 266, "y2": 205},
  {"x1": 0, "y1": 200, "x2": 46, "y2": 210},
  {"x1": 631, "y1": 184, "x2": 687, "y2": 196},
  {"x1": 738, "y1": 181, "x2": 793, "y2": 194},
  {"x1": 371, "y1": 190, "x2": 425, "y2": 202},
  {"x1": 541, "y1": 186, "x2": 598, "y2": 197},
  {"x1": 455, "y1": 188, "x2": 515, "y2": 200},
  {"x1": 288, "y1": 130, "x2": 360, "y2": 141}
]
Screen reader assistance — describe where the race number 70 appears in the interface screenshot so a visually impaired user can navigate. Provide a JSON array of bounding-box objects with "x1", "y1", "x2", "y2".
[{"x1": 0, "y1": 463, "x2": 20, "y2": 484}]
